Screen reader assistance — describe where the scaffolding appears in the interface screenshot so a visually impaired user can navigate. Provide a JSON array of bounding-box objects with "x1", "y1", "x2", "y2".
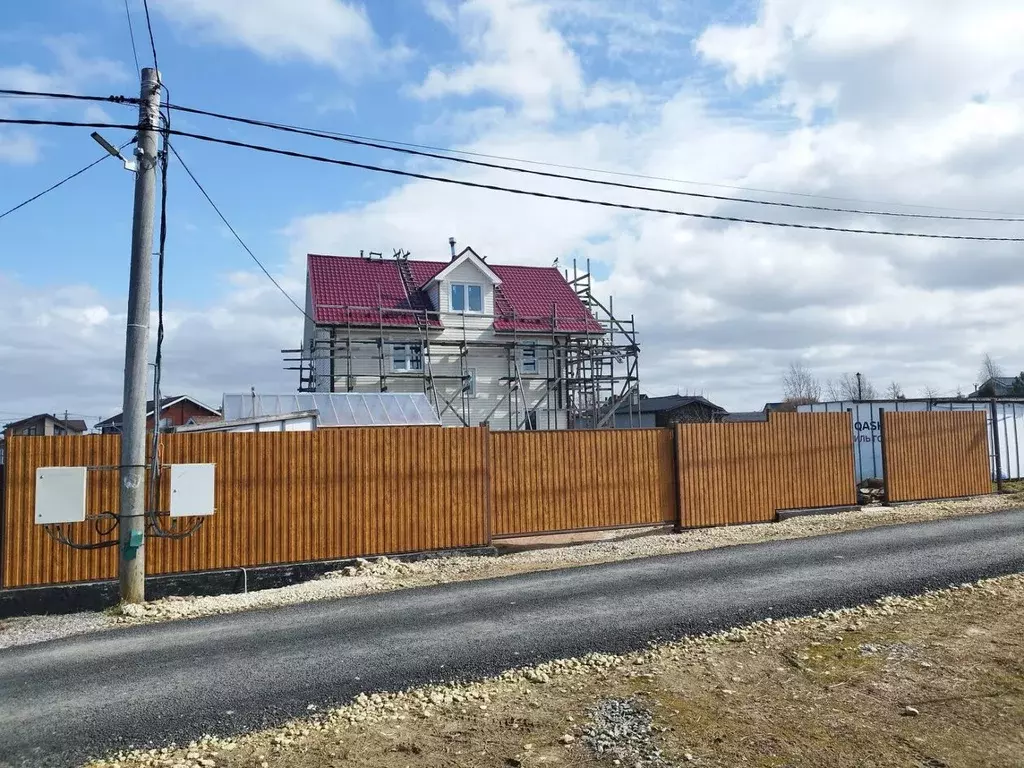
[{"x1": 282, "y1": 254, "x2": 640, "y2": 429}]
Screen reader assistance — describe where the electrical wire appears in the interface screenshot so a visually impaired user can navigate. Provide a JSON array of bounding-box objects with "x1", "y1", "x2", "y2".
[
  {"x1": 3, "y1": 87, "x2": 1024, "y2": 219},
  {"x1": 6, "y1": 116, "x2": 1024, "y2": 242},
  {"x1": 0, "y1": 117, "x2": 137, "y2": 129},
  {"x1": 123, "y1": 0, "x2": 141, "y2": 74},
  {"x1": 142, "y1": 0, "x2": 160, "y2": 72},
  {"x1": 162, "y1": 102, "x2": 1024, "y2": 223},
  {"x1": 167, "y1": 142, "x2": 315, "y2": 322},
  {"x1": 149, "y1": 128, "x2": 169, "y2": 526},
  {"x1": 0, "y1": 139, "x2": 134, "y2": 223},
  {"x1": 0, "y1": 89, "x2": 131, "y2": 105},
  {"x1": 162, "y1": 128, "x2": 1024, "y2": 243}
]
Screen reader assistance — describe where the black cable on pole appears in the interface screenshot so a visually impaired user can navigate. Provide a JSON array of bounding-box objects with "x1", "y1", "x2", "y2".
[
  {"x1": 123, "y1": 0, "x2": 141, "y2": 74},
  {"x1": 5, "y1": 116, "x2": 1024, "y2": 242},
  {"x1": 149, "y1": 132, "x2": 168, "y2": 524},
  {"x1": 0, "y1": 89, "x2": 132, "y2": 105},
  {"x1": 162, "y1": 128, "x2": 1024, "y2": 243},
  {"x1": 0, "y1": 118, "x2": 138, "y2": 129},
  {"x1": 167, "y1": 143, "x2": 315, "y2": 323},
  {"x1": 141, "y1": 0, "x2": 160, "y2": 72},
  {"x1": 0, "y1": 140, "x2": 134, "y2": 223},
  {"x1": 162, "y1": 101, "x2": 1024, "y2": 223}
]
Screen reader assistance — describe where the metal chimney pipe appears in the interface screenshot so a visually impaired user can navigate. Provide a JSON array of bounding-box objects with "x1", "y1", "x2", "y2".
[{"x1": 449, "y1": 236, "x2": 456, "y2": 259}]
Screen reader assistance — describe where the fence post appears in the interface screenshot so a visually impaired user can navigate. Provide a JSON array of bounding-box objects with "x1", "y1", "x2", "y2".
[
  {"x1": 990, "y1": 399, "x2": 1004, "y2": 492},
  {"x1": 0, "y1": 456, "x2": 6, "y2": 590},
  {"x1": 672, "y1": 424, "x2": 685, "y2": 532},
  {"x1": 482, "y1": 425, "x2": 493, "y2": 545},
  {"x1": 879, "y1": 409, "x2": 890, "y2": 504}
]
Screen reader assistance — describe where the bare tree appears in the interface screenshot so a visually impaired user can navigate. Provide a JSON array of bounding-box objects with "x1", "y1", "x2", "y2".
[
  {"x1": 980, "y1": 353, "x2": 1003, "y2": 384},
  {"x1": 782, "y1": 361, "x2": 821, "y2": 404},
  {"x1": 919, "y1": 385, "x2": 941, "y2": 398},
  {"x1": 884, "y1": 381, "x2": 905, "y2": 400},
  {"x1": 825, "y1": 372, "x2": 878, "y2": 401}
]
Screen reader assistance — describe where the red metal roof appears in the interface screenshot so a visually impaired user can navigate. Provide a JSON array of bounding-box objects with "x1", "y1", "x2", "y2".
[{"x1": 307, "y1": 254, "x2": 603, "y2": 334}]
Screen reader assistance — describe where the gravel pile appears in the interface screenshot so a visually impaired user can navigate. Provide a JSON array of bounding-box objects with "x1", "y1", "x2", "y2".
[
  {"x1": 2, "y1": 495, "x2": 1018, "y2": 650},
  {"x1": 583, "y1": 698, "x2": 667, "y2": 767},
  {"x1": 86, "y1": 573, "x2": 1024, "y2": 768}
]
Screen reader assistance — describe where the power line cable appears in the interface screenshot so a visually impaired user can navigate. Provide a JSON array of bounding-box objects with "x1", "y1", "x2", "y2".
[
  {"x1": 4, "y1": 87, "x2": 1024, "y2": 219},
  {"x1": 123, "y1": 0, "x2": 141, "y2": 74},
  {"x1": 0, "y1": 139, "x2": 134, "y2": 223},
  {"x1": 141, "y1": 0, "x2": 160, "y2": 72},
  {"x1": 162, "y1": 102, "x2": 1024, "y2": 223},
  {"x1": 6, "y1": 116, "x2": 1024, "y2": 242},
  {"x1": 162, "y1": 128, "x2": 1024, "y2": 243},
  {"x1": 0, "y1": 89, "x2": 131, "y2": 105},
  {"x1": 167, "y1": 142, "x2": 314, "y2": 322}
]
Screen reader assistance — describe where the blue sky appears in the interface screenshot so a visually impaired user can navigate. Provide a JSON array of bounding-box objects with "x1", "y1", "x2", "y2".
[
  {"x1": 0, "y1": 1, "x2": 728, "y2": 305},
  {"x1": 2, "y1": 0, "x2": 1023, "y2": 422}
]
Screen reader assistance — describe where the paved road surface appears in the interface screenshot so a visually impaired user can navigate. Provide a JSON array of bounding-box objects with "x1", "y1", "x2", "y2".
[{"x1": 2, "y1": 510, "x2": 1023, "y2": 767}]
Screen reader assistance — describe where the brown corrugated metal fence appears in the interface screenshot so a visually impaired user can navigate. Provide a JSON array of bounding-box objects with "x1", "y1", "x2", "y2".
[
  {"x1": 881, "y1": 411, "x2": 990, "y2": 502},
  {"x1": 2, "y1": 411, "x2": 994, "y2": 590},
  {"x1": 2, "y1": 428, "x2": 489, "y2": 588},
  {"x1": 490, "y1": 429, "x2": 676, "y2": 537},
  {"x1": 677, "y1": 412, "x2": 857, "y2": 527}
]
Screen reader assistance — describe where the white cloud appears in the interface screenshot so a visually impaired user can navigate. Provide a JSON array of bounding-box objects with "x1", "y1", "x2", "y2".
[
  {"x1": 414, "y1": 0, "x2": 639, "y2": 119},
  {"x1": 0, "y1": 133, "x2": 40, "y2": 164},
  {"x1": 0, "y1": 36, "x2": 126, "y2": 94},
  {"x1": 697, "y1": 0, "x2": 1024, "y2": 121},
  {"x1": 151, "y1": 0, "x2": 407, "y2": 74},
  {"x1": 0, "y1": 37, "x2": 126, "y2": 166},
  {"x1": 6, "y1": 0, "x2": 1024, "y2": 416},
  {"x1": 0, "y1": 272, "x2": 301, "y2": 425}
]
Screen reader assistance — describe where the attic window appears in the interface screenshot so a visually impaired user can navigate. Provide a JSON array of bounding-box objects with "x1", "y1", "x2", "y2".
[{"x1": 451, "y1": 283, "x2": 482, "y2": 313}]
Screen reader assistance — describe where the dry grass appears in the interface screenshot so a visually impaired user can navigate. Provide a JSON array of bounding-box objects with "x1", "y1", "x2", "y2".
[{"x1": 90, "y1": 574, "x2": 1024, "y2": 768}]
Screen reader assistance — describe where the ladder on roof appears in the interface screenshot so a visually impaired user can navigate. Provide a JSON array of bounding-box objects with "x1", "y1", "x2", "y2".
[
  {"x1": 396, "y1": 255, "x2": 441, "y2": 416},
  {"x1": 493, "y1": 283, "x2": 516, "y2": 323}
]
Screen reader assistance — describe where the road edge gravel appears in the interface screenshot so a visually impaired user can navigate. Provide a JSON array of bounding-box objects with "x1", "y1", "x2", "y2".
[{"x1": 1, "y1": 494, "x2": 1019, "y2": 651}]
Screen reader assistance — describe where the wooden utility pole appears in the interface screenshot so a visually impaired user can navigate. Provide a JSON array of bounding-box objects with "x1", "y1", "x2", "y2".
[{"x1": 118, "y1": 67, "x2": 161, "y2": 604}]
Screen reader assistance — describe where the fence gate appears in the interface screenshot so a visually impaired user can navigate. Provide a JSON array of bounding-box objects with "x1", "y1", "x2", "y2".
[{"x1": 881, "y1": 411, "x2": 991, "y2": 503}]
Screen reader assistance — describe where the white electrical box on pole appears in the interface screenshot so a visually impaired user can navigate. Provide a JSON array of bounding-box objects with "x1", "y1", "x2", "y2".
[{"x1": 118, "y1": 67, "x2": 161, "y2": 604}]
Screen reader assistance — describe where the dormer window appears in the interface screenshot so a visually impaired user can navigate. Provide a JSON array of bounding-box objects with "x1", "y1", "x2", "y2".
[{"x1": 451, "y1": 283, "x2": 483, "y2": 313}]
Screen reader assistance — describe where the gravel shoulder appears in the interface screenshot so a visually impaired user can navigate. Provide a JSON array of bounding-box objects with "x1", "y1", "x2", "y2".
[
  {"x1": 86, "y1": 571, "x2": 1024, "y2": 768},
  {"x1": 1, "y1": 494, "x2": 1019, "y2": 651}
]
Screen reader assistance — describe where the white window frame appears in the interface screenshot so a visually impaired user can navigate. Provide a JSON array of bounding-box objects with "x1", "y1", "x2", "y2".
[
  {"x1": 521, "y1": 343, "x2": 538, "y2": 375},
  {"x1": 391, "y1": 342, "x2": 424, "y2": 373},
  {"x1": 465, "y1": 368, "x2": 477, "y2": 397},
  {"x1": 450, "y1": 282, "x2": 483, "y2": 314}
]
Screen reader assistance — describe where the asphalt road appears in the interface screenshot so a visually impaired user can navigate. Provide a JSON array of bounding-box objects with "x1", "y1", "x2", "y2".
[{"x1": 2, "y1": 510, "x2": 1023, "y2": 767}]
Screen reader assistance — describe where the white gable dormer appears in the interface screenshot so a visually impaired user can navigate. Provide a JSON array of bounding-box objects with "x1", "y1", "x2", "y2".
[{"x1": 426, "y1": 247, "x2": 501, "y2": 316}]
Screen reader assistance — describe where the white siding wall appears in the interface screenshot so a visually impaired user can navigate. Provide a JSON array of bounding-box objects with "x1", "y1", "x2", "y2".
[{"x1": 320, "y1": 325, "x2": 567, "y2": 430}]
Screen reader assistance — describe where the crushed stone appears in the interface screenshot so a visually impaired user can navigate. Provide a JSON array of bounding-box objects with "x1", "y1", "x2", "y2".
[{"x1": 583, "y1": 698, "x2": 667, "y2": 767}]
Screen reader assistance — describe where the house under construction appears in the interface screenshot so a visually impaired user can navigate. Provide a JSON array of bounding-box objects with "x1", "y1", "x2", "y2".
[{"x1": 283, "y1": 242, "x2": 640, "y2": 430}]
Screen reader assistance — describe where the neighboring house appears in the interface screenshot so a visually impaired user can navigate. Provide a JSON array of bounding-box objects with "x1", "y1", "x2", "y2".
[
  {"x1": 96, "y1": 395, "x2": 221, "y2": 434},
  {"x1": 1, "y1": 414, "x2": 88, "y2": 465},
  {"x1": 612, "y1": 394, "x2": 726, "y2": 428},
  {"x1": 721, "y1": 411, "x2": 769, "y2": 423},
  {"x1": 970, "y1": 375, "x2": 1024, "y2": 399},
  {"x1": 2, "y1": 414, "x2": 88, "y2": 437},
  {"x1": 298, "y1": 246, "x2": 638, "y2": 430}
]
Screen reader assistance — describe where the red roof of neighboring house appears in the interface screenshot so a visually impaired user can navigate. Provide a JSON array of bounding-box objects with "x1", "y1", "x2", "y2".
[{"x1": 307, "y1": 254, "x2": 602, "y2": 334}]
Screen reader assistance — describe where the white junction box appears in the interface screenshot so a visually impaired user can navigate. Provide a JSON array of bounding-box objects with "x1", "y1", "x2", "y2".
[
  {"x1": 169, "y1": 463, "x2": 216, "y2": 517},
  {"x1": 35, "y1": 467, "x2": 88, "y2": 524}
]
